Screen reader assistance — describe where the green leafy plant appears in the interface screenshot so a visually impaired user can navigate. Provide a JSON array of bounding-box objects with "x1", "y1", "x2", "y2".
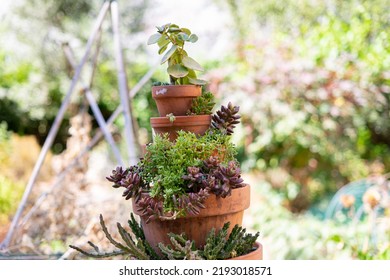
[
  {"x1": 106, "y1": 103, "x2": 243, "y2": 222},
  {"x1": 107, "y1": 130, "x2": 237, "y2": 222},
  {"x1": 187, "y1": 91, "x2": 215, "y2": 115},
  {"x1": 148, "y1": 23, "x2": 206, "y2": 85}
]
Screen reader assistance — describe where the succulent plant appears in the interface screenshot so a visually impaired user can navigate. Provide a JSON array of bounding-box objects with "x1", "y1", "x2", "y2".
[
  {"x1": 148, "y1": 23, "x2": 206, "y2": 85},
  {"x1": 106, "y1": 102, "x2": 242, "y2": 222},
  {"x1": 106, "y1": 165, "x2": 147, "y2": 202},
  {"x1": 187, "y1": 91, "x2": 216, "y2": 115},
  {"x1": 211, "y1": 102, "x2": 241, "y2": 135},
  {"x1": 69, "y1": 214, "x2": 159, "y2": 260},
  {"x1": 136, "y1": 189, "x2": 210, "y2": 224},
  {"x1": 183, "y1": 156, "x2": 244, "y2": 198},
  {"x1": 70, "y1": 218, "x2": 259, "y2": 260},
  {"x1": 136, "y1": 196, "x2": 164, "y2": 223},
  {"x1": 158, "y1": 233, "x2": 202, "y2": 260}
]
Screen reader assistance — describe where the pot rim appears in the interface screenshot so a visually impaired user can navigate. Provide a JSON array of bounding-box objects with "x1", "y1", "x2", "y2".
[
  {"x1": 227, "y1": 242, "x2": 263, "y2": 260},
  {"x1": 133, "y1": 184, "x2": 251, "y2": 219},
  {"x1": 152, "y1": 85, "x2": 202, "y2": 99},
  {"x1": 150, "y1": 115, "x2": 211, "y2": 127},
  {"x1": 152, "y1": 84, "x2": 202, "y2": 89}
]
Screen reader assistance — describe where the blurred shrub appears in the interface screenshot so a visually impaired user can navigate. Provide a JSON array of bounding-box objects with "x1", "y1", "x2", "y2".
[
  {"x1": 213, "y1": 0, "x2": 390, "y2": 212},
  {"x1": 0, "y1": 121, "x2": 55, "y2": 228},
  {"x1": 0, "y1": 175, "x2": 24, "y2": 225},
  {"x1": 252, "y1": 181, "x2": 390, "y2": 259},
  {"x1": 0, "y1": 123, "x2": 23, "y2": 225},
  {"x1": 0, "y1": 0, "x2": 153, "y2": 152}
]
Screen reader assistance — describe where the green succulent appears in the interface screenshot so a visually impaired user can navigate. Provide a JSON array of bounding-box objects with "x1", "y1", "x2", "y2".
[{"x1": 148, "y1": 23, "x2": 207, "y2": 85}]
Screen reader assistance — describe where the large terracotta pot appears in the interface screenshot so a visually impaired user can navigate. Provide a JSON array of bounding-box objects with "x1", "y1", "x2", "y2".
[
  {"x1": 228, "y1": 242, "x2": 263, "y2": 260},
  {"x1": 152, "y1": 85, "x2": 201, "y2": 117},
  {"x1": 151, "y1": 115, "x2": 211, "y2": 141},
  {"x1": 132, "y1": 184, "x2": 251, "y2": 253}
]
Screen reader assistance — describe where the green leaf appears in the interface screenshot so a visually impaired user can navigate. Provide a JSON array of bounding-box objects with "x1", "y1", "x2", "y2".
[
  {"x1": 182, "y1": 56, "x2": 204, "y2": 71},
  {"x1": 167, "y1": 64, "x2": 189, "y2": 78},
  {"x1": 189, "y1": 34, "x2": 198, "y2": 43},
  {"x1": 157, "y1": 23, "x2": 170, "y2": 32},
  {"x1": 161, "y1": 45, "x2": 177, "y2": 64},
  {"x1": 188, "y1": 78, "x2": 207, "y2": 85},
  {"x1": 157, "y1": 36, "x2": 169, "y2": 47},
  {"x1": 181, "y1": 28, "x2": 191, "y2": 35},
  {"x1": 178, "y1": 32, "x2": 189, "y2": 41},
  {"x1": 158, "y1": 45, "x2": 168, "y2": 55},
  {"x1": 168, "y1": 27, "x2": 181, "y2": 33},
  {"x1": 147, "y1": 33, "x2": 162, "y2": 45},
  {"x1": 187, "y1": 69, "x2": 197, "y2": 78}
]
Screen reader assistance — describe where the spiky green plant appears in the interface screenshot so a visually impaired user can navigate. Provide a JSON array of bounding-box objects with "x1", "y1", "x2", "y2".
[
  {"x1": 69, "y1": 214, "x2": 159, "y2": 260},
  {"x1": 70, "y1": 219, "x2": 259, "y2": 260},
  {"x1": 158, "y1": 233, "x2": 203, "y2": 260}
]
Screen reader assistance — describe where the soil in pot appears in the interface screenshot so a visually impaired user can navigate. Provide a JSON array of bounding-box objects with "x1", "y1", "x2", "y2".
[
  {"x1": 152, "y1": 85, "x2": 201, "y2": 117},
  {"x1": 151, "y1": 115, "x2": 211, "y2": 141},
  {"x1": 133, "y1": 184, "x2": 251, "y2": 253}
]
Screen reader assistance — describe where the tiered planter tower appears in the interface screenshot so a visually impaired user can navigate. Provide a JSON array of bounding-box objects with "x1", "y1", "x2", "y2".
[{"x1": 132, "y1": 83, "x2": 262, "y2": 259}]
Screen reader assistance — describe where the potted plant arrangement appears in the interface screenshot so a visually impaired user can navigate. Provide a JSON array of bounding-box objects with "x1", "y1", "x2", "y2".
[{"x1": 70, "y1": 23, "x2": 262, "y2": 260}]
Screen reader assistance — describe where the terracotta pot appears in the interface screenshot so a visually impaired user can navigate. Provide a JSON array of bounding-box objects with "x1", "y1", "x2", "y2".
[
  {"x1": 132, "y1": 184, "x2": 250, "y2": 253},
  {"x1": 152, "y1": 85, "x2": 201, "y2": 117},
  {"x1": 151, "y1": 115, "x2": 211, "y2": 141},
  {"x1": 228, "y1": 242, "x2": 263, "y2": 260}
]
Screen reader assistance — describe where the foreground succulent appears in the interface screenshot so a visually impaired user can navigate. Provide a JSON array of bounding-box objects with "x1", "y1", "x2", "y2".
[{"x1": 70, "y1": 217, "x2": 259, "y2": 260}]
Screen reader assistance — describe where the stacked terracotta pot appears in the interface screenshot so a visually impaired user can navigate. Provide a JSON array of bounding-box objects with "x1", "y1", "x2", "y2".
[
  {"x1": 134, "y1": 84, "x2": 262, "y2": 260},
  {"x1": 150, "y1": 85, "x2": 211, "y2": 141}
]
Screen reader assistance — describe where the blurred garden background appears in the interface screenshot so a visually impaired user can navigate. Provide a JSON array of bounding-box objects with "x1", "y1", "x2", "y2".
[{"x1": 0, "y1": 0, "x2": 389, "y2": 259}]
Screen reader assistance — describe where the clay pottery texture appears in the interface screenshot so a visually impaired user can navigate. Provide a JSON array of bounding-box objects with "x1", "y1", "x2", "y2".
[
  {"x1": 228, "y1": 242, "x2": 263, "y2": 260},
  {"x1": 151, "y1": 115, "x2": 211, "y2": 141},
  {"x1": 132, "y1": 184, "x2": 251, "y2": 253},
  {"x1": 152, "y1": 85, "x2": 201, "y2": 117}
]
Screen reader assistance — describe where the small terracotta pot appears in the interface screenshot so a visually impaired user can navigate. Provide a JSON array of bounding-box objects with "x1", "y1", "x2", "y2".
[
  {"x1": 152, "y1": 85, "x2": 201, "y2": 117},
  {"x1": 133, "y1": 184, "x2": 251, "y2": 253},
  {"x1": 151, "y1": 115, "x2": 211, "y2": 141},
  {"x1": 228, "y1": 242, "x2": 263, "y2": 260}
]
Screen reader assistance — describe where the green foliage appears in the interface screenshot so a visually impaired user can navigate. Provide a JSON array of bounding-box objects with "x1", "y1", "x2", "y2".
[
  {"x1": 1, "y1": 0, "x2": 153, "y2": 151},
  {"x1": 71, "y1": 217, "x2": 259, "y2": 260},
  {"x1": 251, "y1": 180, "x2": 390, "y2": 259},
  {"x1": 187, "y1": 91, "x2": 215, "y2": 115},
  {"x1": 69, "y1": 214, "x2": 159, "y2": 260},
  {"x1": 159, "y1": 222, "x2": 260, "y2": 260},
  {"x1": 158, "y1": 233, "x2": 202, "y2": 260},
  {"x1": 148, "y1": 23, "x2": 206, "y2": 85},
  {"x1": 0, "y1": 175, "x2": 24, "y2": 225},
  {"x1": 0, "y1": 123, "x2": 25, "y2": 224},
  {"x1": 141, "y1": 130, "x2": 236, "y2": 213},
  {"x1": 214, "y1": 0, "x2": 390, "y2": 212}
]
